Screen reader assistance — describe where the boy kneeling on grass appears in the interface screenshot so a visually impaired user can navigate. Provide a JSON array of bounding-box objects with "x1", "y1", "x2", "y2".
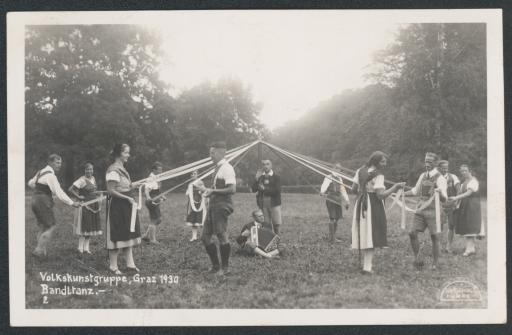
[{"x1": 236, "y1": 209, "x2": 280, "y2": 259}]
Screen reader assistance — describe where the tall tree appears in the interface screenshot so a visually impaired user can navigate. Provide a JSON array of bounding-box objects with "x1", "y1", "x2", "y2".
[{"x1": 25, "y1": 25, "x2": 171, "y2": 185}]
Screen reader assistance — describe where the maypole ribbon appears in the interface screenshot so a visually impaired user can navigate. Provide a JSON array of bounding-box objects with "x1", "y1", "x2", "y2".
[
  {"x1": 400, "y1": 190, "x2": 406, "y2": 229},
  {"x1": 435, "y1": 191, "x2": 441, "y2": 234},
  {"x1": 387, "y1": 191, "x2": 441, "y2": 231},
  {"x1": 263, "y1": 141, "x2": 354, "y2": 188},
  {"x1": 73, "y1": 195, "x2": 106, "y2": 234},
  {"x1": 133, "y1": 140, "x2": 259, "y2": 186},
  {"x1": 129, "y1": 186, "x2": 143, "y2": 233},
  {"x1": 141, "y1": 140, "x2": 259, "y2": 201}
]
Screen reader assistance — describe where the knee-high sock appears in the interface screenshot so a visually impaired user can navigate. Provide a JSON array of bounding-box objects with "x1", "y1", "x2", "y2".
[
  {"x1": 150, "y1": 224, "x2": 157, "y2": 241},
  {"x1": 363, "y1": 249, "x2": 374, "y2": 272},
  {"x1": 192, "y1": 227, "x2": 198, "y2": 239},
  {"x1": 220, "y1": 243, "x2": 231, "y2": 269},
  {"x1": 109, "y1": 249, "x2": 120, "y2": 270},
  {"x1": 83, "y1": 237, "x2": 90, "y2": 252},
  {"x1": 35, "y1": 228, "x2": 53, "y2": 255},
  {"x1": 328, "y1": 221, "x2": 334, "y2": 240},
  {"x1": 124, "y1": 247, "x2": 136, "y2": 268},
  {"x1": 410, "y1": 233, "x2": 420, "y2": 258},
  {"x1": 432, "y1": 235, "x2": 440, "y2": 264},
  {"x1": 78, "y1": 236, "x2": 85, "y2": 252},
  {"x1": 466, "y1": 236, "x2": 476, "y2": 252},
  {"x1": 205, "y1": 243, "x2": 220, "y2": 269}
]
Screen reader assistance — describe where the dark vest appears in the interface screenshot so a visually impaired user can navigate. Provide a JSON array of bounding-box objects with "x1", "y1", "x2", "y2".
[
  {"x1": 419, "y1": 171, "x2": 441, "y2": 199},
  {"x1": 445, "y1": 174, "x2": 458, "y2": 197},
  {"x1": 34, "y1": 170, "x2": 53, "y2": 196}
]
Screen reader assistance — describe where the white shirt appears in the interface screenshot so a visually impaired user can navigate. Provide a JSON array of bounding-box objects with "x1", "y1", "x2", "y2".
[
  {"x1": 353, "y1": 167, "x2": 386, "y2": 193},
  {"x1": 320, "y1": 174, "x2": 349, "y2": 203},
  {"x1": 28, "y1": 165, "x2": 74, "y2": 206},
  {"x1": 410, "y1": 168, "x2": 448, "y2": 199},
  {"x1": 213, "y1": 158, "x2": 236, "y2": 187},
  {"x1": 465, "y1": 177, "x2": 479, "y2": 193},
  {"x1": 264, "y1": 170, "x2": 274, "y2": 177},
  {"x1": 72, "y1": 175, "x2": 96, "y2": 189},
  {"x1": 145, "y1": 172, "x2": 159, "y2": 191},
  {"x1": 441, "y1": 173, "x2": 461, "y2": 186}
]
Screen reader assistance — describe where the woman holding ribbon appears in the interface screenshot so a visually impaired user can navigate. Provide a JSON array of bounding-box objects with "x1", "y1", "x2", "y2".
[
  {"x1": 68, "y1": 163, "x2": 103, "y2": 254},
  {"x1": 105, "y1": 143, "x2": 141, "y2": 275},
  {"x1": 351, "y1": 151, "x2": 405, "y2": 274},
  {"x1": 185, "y1": 170, "x2": 206, "y2": 242},
  {"x1": 450, "y1": 164, "x2": 483, "y2": 256}
]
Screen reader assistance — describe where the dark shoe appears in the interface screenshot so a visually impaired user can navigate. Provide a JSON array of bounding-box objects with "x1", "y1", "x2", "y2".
[
  {"x1": 220, "y1": 267, "x2": 231, "y2": 276},
  {"x1": 413, "y1": 260, "x2": 424, "y2": 269},
  {"x1": 360, "y1": 270, "x2": 373, "y2": 275},
  {"x1": 108, "y1": 268, "x2": 123, "y2": 275},
  {"x1": 205, "y1": 243, "x2": 220, "y2": 270},
  {"x1": 125, "y1": 266, "x2": 140, "y2": 274},
  {"x1": 207, "y1": 267, "x2": 220, "y2": 274},
  {"x1": 32, "y1": 250, "x2": 46, "y2": 260}
]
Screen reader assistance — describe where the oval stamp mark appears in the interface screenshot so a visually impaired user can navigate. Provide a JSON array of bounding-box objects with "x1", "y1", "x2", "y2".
[{"x1": 439, "y1": 278, "x2": 483, "y2": 303}]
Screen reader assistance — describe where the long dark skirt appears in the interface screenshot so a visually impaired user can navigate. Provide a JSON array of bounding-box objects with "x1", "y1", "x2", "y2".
[
  {"x1": 351, "y1": 192, "x2": 387, "y2": 249},
  {"x1": 454, "y1": 194, "x2": 482, "y2": 236},
  {"x1": 106, "y1": 196, "x2": 141, "y2": 249},
  {"x1": 79, "y1": 201, "x2": 102, "y2": 236}
]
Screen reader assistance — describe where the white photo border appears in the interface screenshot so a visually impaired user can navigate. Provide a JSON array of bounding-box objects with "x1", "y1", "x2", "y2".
[{"x1": 8, "y1": 9, "x2": 506, "y2": 326}]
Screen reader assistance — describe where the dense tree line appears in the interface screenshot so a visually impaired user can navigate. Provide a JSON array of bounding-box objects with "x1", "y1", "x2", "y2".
[
  {"x1": 25, "y1": 25, "x2": 266, "y2": 188},
  {"x1": 273, "y1": 23, "x2": 487, "y2": 190},
  {"x1": 26, "y1": 23, "x2": 487, "y2": 192}
]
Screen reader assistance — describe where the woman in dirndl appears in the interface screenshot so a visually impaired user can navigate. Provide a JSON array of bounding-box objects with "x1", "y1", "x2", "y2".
[
  {"x1": 68, "y1": 163, "x2": 103, "y2": 254},
  {"x1": 449, "y1": 164, "x2": 483, "y2": 256},
  {"x1": 185, "y1": 170, "x2": 206, "y2": 242},
  {"x1": 351, "y1": 151, "x2": 405, "y2": 274},
  {"x1": 105, "y1": 143, "x2": 141, "y2": 275}
]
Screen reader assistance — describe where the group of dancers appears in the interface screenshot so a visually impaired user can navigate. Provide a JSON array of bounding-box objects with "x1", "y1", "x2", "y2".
[
  {"x1": 343, "y1": 151, "x2": 483, "y2": 274},
  {"x1": 28, "y1": 143, "x2": 483, "y2": 276}
]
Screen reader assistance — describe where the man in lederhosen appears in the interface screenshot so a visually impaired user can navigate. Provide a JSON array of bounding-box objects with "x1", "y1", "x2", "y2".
[
  {"x1": 319, "y1": 162, "x2": 350, "y2": 243},
  {"x1": 251, "y1": 159, "x2": 283, "y2": 235},
  {"x1": 28, "y1": 154, "x2": 80, "y2": 258},
  {"x1": 199, "y1": 141, "x2": 236, "y2": 276},
  {"x1": 438, "y1": 160, "x2": 461, "y2": 253},
  {"x1": 404, "y1": 152, "x2": 447, "y2": 270}
]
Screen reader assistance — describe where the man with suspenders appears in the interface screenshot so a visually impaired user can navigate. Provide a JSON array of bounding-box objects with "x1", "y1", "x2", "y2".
[
  {"x1": 28, "y1": 154, "x2": 80, "y2": 258},
  {"x1": 438, "y1": 160, "x2": 461, "y2": 253},
  {"x1": 199, "y1": 141, "x2": 237, "y2": 276},
  {"x1": 404, "y1": 152, "x2": 448, "y2": 270}
]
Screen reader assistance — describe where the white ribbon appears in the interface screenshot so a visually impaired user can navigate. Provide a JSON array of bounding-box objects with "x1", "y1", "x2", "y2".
[
  {"x1": 262, "y1": 141, "x2": 354, "y2": 188},
  {"x1": 387, "y1": 191, "x2": 441, "y2": 232},
  {"x1": 73, "y1": 206, "x2": 83, "y2": 234},
  {"x1": 435, "y1": 191, "x2": 441, "y2": 234},
  {"x1": 74, "y1": 195, "x2": 106, "y2": 233},
  {"x1": 187, "y1": 182, "x2": 206, "y2": 213},
  {"x1": 133, "y1": 140, "x2": 259, "y2": 186},
  {"x1": 130, "y1": 186, "x2": 143, "y2": 233}
]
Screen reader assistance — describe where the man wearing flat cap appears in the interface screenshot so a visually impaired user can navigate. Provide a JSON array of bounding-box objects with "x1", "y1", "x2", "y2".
[
  {"x1": 404, "y1": 152, "x2": 448, "y2": 270},
  {"x1": 199, "y1": 141, "x2": 237, "y2": 276}
]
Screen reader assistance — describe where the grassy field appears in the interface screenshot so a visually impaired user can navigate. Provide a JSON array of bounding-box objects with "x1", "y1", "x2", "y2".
[{"x1": 25, "y1": 192, "x2": 487, "y2": 309}]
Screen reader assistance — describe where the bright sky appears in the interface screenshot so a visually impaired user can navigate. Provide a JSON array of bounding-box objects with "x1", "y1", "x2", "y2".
[{"x1": 155, "y1": 11, "x2": 399, "y2": 129}]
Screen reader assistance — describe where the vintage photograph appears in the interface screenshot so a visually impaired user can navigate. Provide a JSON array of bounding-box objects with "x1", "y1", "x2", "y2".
[{"x1": 8, "y1": 9, "x2": 505, "y2": 326}]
